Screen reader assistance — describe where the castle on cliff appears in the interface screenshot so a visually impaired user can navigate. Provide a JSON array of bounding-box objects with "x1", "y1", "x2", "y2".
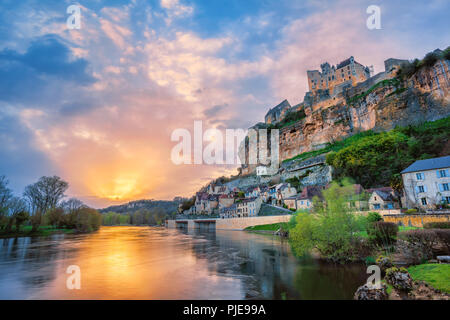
[
  {"x1": 265, "y1": 56, "x2": 407, "y2": 125},
  {"x1": 239, "y1": 52, "x2": 450, "y2": 177}
]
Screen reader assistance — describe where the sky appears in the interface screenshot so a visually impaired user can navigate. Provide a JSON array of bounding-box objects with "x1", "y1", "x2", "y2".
[{"x1": 0, "y1": 0, "x2": 449, "y2": 208}]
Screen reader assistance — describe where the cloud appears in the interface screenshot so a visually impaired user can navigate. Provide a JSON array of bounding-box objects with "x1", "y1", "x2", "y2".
[
  {"x1": 0, "y1": 35, "x2": 96, "y2": 103},
  {"x1": 160, "y1": 0, "x2": 194, "y2": 24}
]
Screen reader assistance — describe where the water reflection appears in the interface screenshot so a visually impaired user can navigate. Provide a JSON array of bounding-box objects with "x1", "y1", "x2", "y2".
[{"x1": 0, "y1": 227, "x2": 366, "y2": 300}]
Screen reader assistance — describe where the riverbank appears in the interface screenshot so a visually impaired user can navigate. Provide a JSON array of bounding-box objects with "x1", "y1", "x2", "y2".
[{"x1": 0, "y1": 226, "x2": 76, "y2": 239}]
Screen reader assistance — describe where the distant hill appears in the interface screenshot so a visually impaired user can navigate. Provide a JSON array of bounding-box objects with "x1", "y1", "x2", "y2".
[{"x1": 99, "y1": 199, "x2": 181, "y2": 215}]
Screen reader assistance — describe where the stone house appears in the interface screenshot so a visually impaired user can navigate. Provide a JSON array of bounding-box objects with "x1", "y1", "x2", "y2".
[
  {"x1": 207, "y1": 184, "x2": 228, "y2": 195},
  {"x1": 276, "y1": 184, "x2": 297, "y2": 206},
  {"x1": 367, "y1": 187, "x2": 400, "y2": 210},
  {"x1": 219, "y1": 204, "x2": 237, "y2": 219},
  {"x1": 236, "y1": 197, "x2": 262, "y2": 217},
  {"x1": 284, "y1": 186, "x2": 323, "y2": 210},
  {"x1": 401, "y1": 156, "x2": 450, "y2": 209},
  {"x1": 219, "y1": 194, "x2": 235, "y2": 209}
]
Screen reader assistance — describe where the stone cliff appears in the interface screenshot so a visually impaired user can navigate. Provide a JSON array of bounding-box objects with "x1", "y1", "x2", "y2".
[{"x1": 278, "y1": 59, "x2": 450, "y2": 163}]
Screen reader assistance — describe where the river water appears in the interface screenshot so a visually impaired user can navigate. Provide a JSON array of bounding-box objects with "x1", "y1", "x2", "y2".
[{"x1": 0, "y1": 226, "x2": 367, "y2": 300}]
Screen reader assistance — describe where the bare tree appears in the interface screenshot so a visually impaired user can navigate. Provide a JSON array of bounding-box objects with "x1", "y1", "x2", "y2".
[
  {"x1": 61, "y1": 198, "x2": 86, "y2": 214},
  {"x1": 4, "y1": 197, "x2": 27, "y2": 231},
  {"x1": 0, "y1": 175, "x2": 13, "y2": 213},
  {"x1": 23, "y1": 176, "x2": 69, "y2": 231}
]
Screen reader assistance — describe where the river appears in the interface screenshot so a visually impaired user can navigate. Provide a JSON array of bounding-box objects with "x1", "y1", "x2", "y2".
[{"x1": 0, "y1": 226, "x2": 367, "y2": 299}]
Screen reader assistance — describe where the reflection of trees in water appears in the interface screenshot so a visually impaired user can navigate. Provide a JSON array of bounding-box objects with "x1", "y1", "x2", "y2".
[
  {"x1": 0, "y1": 234, "x2": 79, "y2": 290},
  {"x1": 293, "y1": 259, "x2": 367, "y2": 300},
  {"x1": 182, "y1": 230, "x2": 367, "y2": 300},
  {"x1": 184, "y1": 230, "x2": 298, "y2": 299}
]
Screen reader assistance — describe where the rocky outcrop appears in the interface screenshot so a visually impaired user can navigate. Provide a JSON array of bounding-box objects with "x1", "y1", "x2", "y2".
[
  {"x1": 354, "y1": 283, "x2": 389, "y2": 300},
  {"x1": 385, "y1": 267, "x2": 413, "y2": 292},
  {"x1": 242, "y1": 58, "x2": 450, "y2": 172}
]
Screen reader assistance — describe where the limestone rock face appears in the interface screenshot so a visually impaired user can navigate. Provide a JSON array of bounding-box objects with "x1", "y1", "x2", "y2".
[
  {"x1": 242, "y1": 59, "x2": 450, "y2": 174},
  {"x1": 354, "y1": 283, "x2": 389, "y2": 300}
]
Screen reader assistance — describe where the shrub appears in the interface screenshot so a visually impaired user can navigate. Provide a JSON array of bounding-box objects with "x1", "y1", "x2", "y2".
[
  {"x1": 365, "y1": 256, "x2": 376, "y2": 266},
  {"x1": 434, "y1": 229, "x2": 450, "y2": 254},
  {"x1": 423, "y1": 222, "x2": 450, "y2": 229},
  {"x1": 420, "y1": 52, "x2": 440, "y2": 67},
  {"x1": 367, "y1": 212, "x2": 382, "y2": 223},
  {"x1": 401, "y1": 229, "x2": 439, "y2": 260},
  {"x1": 402, "y1": 229, "x2": 439, "y2": 248},
  {"x1": 404, "y1": 209, "x2": 418, "y2": 215},
  {"x1": 367, "y1": 221, "x2": 399, "y2": 246},
  {"x1": 376, "y1": 255, "x2": 393, "y2": 271},
  {"x1": 444, "y1": 46, "x2": 450, "y2": 60}
]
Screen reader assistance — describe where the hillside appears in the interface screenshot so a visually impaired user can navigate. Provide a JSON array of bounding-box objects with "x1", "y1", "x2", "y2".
[{"x1": 99, "y1": 199, "x2": 180, "y2": 215}]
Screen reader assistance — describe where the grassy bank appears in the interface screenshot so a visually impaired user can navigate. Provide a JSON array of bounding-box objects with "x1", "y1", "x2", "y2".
[
  {"x1": 408, "y1": 264, "x2": 450, "y2": 294},
  {"x1": 245, "y1": 222, "x2": 289, "y2": 232},
  {"x1": 355, "y1": 226, "x2": 420, "y2": 238},
  {"x1": 0, "y1": 226, "x2": 75, "y2": 239}
]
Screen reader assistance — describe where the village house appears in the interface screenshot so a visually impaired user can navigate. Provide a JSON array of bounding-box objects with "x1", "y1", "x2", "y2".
[
  {"x1": 401, "y1": 156, "x2": 450, "y2": 209},
  {"x1": 207, "y1": 184, "x2": 229, "y2": 195},
  {"x1": 284, "y1": 186, "x2": 323, "y2": 210},
  {"x1": 219, "y1": 204, "x2": 237, "y2": 219},
  {"x1": 194, "y1": 192, "x2": 219, "y2": 215},
  {"x1": 218, "y1": 194, "x2": 235, "y2": 209},
  {"x1": 276, "y1": 183, "x2": 297, "y2": 206},
  {"x1": 366, "y1": 187, "x2": 400, "y2": 210},
  {"x1": 244, "y1": 186, "x2": 265, "y2": 199},
  {"x1": 236, "y1": 197, "x2": 262, "y2": 217}
]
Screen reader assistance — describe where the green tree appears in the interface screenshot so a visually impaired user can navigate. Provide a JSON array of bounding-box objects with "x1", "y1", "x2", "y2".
[{"x1": 290, "y1": 179, "x2": 369, "y2": 262}]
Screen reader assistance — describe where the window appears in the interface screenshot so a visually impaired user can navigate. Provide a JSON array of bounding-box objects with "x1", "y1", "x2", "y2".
[
  {"x1": 421, "y1": 198, "x2": 428, "y2": 206},
  {"x1": 440, "y1": 183, "x2": 450, "y2": 192},
  {"x1": 373, "y1": 204, "x2": 381, "y2": 209},
  {"x1": 437, "y1": 169, "x2": 449, "y2": 178},
  {"x1": 416, "y1": 173, "x2": 425, "y2": 180},
  {"x1": 418, "y1": 186, "x2": 425, "y2": 193},
  {"x1": 387, "y1": 203, "x2": 394, "y2": 209},
  {"x1": 442, "y1": 196, "x2": 450, "y2": 204}
]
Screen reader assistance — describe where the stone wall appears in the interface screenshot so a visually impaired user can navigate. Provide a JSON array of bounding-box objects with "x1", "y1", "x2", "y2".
[
  {"x1": 383, "y1": 214, "x2": 450, "y2": 228},
  {"x1": 216, "y1": 215, "x2": 292, "y2": 231},
  {"x1": 166, "y1": 215, "x2": 292, "y2": 231}
]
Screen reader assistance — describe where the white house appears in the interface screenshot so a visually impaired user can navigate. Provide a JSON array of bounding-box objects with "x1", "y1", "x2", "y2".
[{"x1": 401, "y1": 156, "x2": 450, "y2": 209}]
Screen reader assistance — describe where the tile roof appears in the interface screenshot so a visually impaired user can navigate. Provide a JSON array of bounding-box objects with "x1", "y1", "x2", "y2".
[{"x1": 401, "y1": 156, "x2": 450, "y2": 174}]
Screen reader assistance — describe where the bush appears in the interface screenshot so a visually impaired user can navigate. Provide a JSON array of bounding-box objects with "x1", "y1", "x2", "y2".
[
  {"x1": 365, "y1": 256, "x2": 376, "y2": 266},
  {"x1": 367, "y1": 221, "x2": 399, "y2": 246},
  {"x1": 376, "y1": 255, "x2": 393, "y2": 271},
  {"x1": 404, "y1": 209, "x2": 418, "y2": 215},
  {"x1": 423, "y1": 222, "x2": 450, "y2": 229},
  {"x1": 434, "y1": 229, "x2": 450, "y2": 254},
  {"x1": 402, "y1": 229, "x2": 439, "y2": 248},
  {"x1": 401, "y1": 229, "x2": 439, "y2": 260},
  {"x1": 444, "y1": 46, "x2": 450, "y2": 60},
  {"x1": 367, "y1": 212, "x2": 382, "y2": 223},
  {"x1": 420, "y1": 52, "x2": 440, "y2": 67}
]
